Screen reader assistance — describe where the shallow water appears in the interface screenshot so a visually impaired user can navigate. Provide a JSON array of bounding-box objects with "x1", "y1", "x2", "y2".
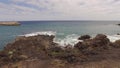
[{"x1": 0, "y1": 21, "x2": 120, "y2": 49}]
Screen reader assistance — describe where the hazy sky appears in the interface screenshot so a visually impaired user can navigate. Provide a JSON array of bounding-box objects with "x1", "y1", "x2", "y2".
[{"x1": 1, "y1": 0, "x2": 120, "y2": 21}]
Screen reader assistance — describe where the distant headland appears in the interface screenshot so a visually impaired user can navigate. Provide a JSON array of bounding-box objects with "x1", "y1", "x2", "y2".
[{"x1": 0, "y1": 21, "x2": 20, "y2": 26}]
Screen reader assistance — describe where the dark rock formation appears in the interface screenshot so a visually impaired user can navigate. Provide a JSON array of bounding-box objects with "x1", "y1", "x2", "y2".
[
  {"x1": 75, "y1": 34, "x2": 111, "y2": 55},
  {"x1": 78, "y1": 35, "x2": 91, "y2": 40},
  {"x1": 0, "y1": 35, "x2": 56, "y2": 66},
  {"x1": 1, "y1": 34, "x2": 120, "y2": 68},
  {"x1": 92, "y1": 34, "x2": 110, "y2": 48}
]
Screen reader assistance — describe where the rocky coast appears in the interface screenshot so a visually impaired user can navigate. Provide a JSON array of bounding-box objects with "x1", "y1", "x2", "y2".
[
  {"x1": 0, "y1": 21, "x2": 20, "y2": 26},
  {"x1": 0, "y1": 34, "x2": 120, "y2": 68}
]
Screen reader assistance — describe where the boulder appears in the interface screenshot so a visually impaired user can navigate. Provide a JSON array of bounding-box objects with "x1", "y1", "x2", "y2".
[
  {"x1": 92, "y1": 34, "x2": 110, "y2": 48},
  {"x1": 74, "y1": 34, "x2": 111, "y2": 55},
  {"x1": 78, "y1": 35, "x2": 91, "y2": 40}
]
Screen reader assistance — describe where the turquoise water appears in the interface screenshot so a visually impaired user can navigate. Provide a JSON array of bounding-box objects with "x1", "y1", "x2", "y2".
[{"x1": 0, "y1": 21, "x2": 120, "y2": 49}]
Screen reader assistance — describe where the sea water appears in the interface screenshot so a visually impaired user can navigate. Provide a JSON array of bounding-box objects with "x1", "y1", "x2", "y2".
[{"x1": 0, "y1": 21, "x2": 120, "y2": 49}]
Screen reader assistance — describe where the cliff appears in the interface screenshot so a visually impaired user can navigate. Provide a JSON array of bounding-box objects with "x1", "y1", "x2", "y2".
[
  {"x1": 1, "y1": 34, "x2": 120, "y2": 68},
  {"x1": 0, "y1": 21, "x2": 20, "y2": 26}
]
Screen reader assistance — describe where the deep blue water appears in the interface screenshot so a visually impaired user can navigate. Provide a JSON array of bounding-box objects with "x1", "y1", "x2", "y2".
[{"x1": 0, "y1": 21, "x2": 120, "y2": 49}]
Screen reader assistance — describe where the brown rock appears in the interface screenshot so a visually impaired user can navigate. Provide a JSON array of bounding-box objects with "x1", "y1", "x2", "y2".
[
  {"x1": 113, "y1": 40, "x2": 120, "y2": 48},
  {"x1": 92, "y1": 34, "x2": 110, "y2": 48},
  {"x1": 74, "y1": 34, "x2": 111, "y2": 55},
  {"x1": 78, "y1": 35, "x2": 91, "y2": 40}
]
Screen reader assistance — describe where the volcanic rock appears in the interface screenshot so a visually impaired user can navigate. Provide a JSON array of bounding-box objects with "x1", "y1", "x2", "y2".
[
  {"x1": 78, "y1": 35, "x2": 91, "y2": 40},
  {"x1": 1, "y1": 34, "x2": 120, "y2": 68},
  {"x1": 0, "y1": 35, "x2": 56, "y2": 66},
  {"x1": 74, "y1": 34, "x2": 111, "y2": 55}
]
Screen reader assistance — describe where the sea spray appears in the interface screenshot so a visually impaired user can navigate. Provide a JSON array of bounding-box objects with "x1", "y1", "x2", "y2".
[
  {"x1": 107, "y1": 35, "x2": 120, "y2": 42},
  {"x1": 20, "y1": 31, "x2": 120, "y2": 47},
  {"x1": 20, "y1": 31, "x2": 81, "y2": 46},
  {"x1": 54, "y1": 34, "x2": 82, "y2": 47},
  {"x1": 20, "y1": 31, "x2": 56, "y2": 37}
]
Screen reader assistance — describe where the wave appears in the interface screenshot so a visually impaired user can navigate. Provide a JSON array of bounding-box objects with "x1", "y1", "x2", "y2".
[
  {"x1": 20, "y1": 31, "x2": 56, "y2": 37},
  {"x1": 107, "y1": 35, "x2": 120, "y2": 42},
  {"x1": 54, "y1": 34, "x2": 82, "y2": 47},
  {"x1": 20, "y1": 31, "x2": 81, "y2": 46},
  {"x1": 19, "y1": 31, "x2": 120, "y2": 46}
]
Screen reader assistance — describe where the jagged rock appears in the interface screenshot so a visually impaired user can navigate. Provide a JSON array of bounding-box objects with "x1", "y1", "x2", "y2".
[
  {"x1": 92, "y1": 34, "x2": 110, "y2": 48},
  {"x1": 0, "y1": 35, "x2": 56, "y2": 66},
  {"x1": 74, "y1": 41, "x2": 89, "y2": 52},
  {"x1": 1, "y1": 34, "x2": 120, "y2": 68},
  {"x1": 74, "y1": 34, "x2": 111, "y2": 55},
  {"x1": 78, "y1": 35, "x2": 91, "y2": 40}
]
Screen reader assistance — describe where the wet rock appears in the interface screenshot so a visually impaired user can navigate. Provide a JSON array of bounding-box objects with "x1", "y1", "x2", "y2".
[{"x1": 78, "y1": 35, "x2": 91, "y2": 40}]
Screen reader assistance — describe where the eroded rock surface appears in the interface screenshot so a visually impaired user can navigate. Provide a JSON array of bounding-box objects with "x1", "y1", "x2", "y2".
[{"x1": 1, "y1": 34, "x2": 120, "y2": 68}]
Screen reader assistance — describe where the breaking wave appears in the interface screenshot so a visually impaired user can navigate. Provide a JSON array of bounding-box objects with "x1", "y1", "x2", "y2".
[
  {"x1": 20, "y1": 31, "x2": 56, "y2": 37},
  {"x1": 20, "y1": 31, "x2": 120, "y2": 46},
  {"x1": 107, "y1": 35, "x2": 120, "y2": 42},
  {"x1": 20, "y1": 31, "x2": 81, "y2": 46},
  {"x1": 54, "y1": 34, "x2": 82, "y2": 47}
]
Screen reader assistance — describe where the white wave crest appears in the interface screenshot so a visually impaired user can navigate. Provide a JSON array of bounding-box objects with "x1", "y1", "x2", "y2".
[
  {"x1": 107, "y1": 35, "x2": 120, "y2": 42},
  {"x1": 54, "y1": 34, "x2": 82, "y2": 47},
  {"x1": 20, "y1": 32, "x2": 81, "y2": 46},
  {"x1": 21, "y1": 31, "x2": 56, "y2": 37}
]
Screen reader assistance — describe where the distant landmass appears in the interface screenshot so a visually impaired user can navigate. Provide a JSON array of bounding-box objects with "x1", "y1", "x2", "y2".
[{"x1": 0, "y1": 21, "x2": 20, "y2": 26}]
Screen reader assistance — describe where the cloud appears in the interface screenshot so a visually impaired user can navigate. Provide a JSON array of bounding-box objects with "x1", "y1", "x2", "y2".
[{"x1": 0, "y1": 0, "x2": 120, "y2": 21}]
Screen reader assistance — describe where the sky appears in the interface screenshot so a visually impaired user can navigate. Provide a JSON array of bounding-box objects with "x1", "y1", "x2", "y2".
[{"x1": 0, "y1": 0, "x2": 120, "y2": 21}]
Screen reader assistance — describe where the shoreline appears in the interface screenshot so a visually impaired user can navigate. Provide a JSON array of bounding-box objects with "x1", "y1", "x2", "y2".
[{"x1": 0, "y1": 34, "x2": 120, "y2": 68}]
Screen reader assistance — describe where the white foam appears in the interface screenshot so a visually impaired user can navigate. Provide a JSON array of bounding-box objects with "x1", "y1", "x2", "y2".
[
  {"x1": 107, "y1": 35, "x2": 120, "y2": 42},
  {"x1": 21, "y1": 31, "x2": 56, "y2": 37},
  {"x1": 54, "y1": 34, "x2": 82, "y2": 47},
  {"x1": 20, "y1": 32, "x2": 82, "y2": 46}
]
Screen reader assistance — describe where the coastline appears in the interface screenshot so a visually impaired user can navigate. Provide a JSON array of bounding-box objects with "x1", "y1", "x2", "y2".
[
  {"x1": 1, "y1": 34, "x2": 120, "y2": 68},
  {"x1": 0, "y1": 21, "x2": 20, "y2": 26}
]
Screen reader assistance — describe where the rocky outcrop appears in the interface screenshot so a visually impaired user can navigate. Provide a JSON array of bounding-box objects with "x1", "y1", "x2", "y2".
[
  {"x1": 0, "y1": 21, "x2": 20, "y2": 26},
  {"x1": 75, "y1": 34, "x2": 112, "y2": 55},
  {"x1": 1, "y1": 34, "x2": 120, "y2": 68},
  {"x1": 0, "y1": 35, "x2": 56, "y2": 66},
  {"x1": 78, "y1": 35, "x2": 91, "y2": 40}
]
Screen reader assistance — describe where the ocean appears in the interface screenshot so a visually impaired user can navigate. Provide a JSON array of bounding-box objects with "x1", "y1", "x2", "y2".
[{"x1": 0, "y1": 21, "x2": 120, "y2": 49}]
